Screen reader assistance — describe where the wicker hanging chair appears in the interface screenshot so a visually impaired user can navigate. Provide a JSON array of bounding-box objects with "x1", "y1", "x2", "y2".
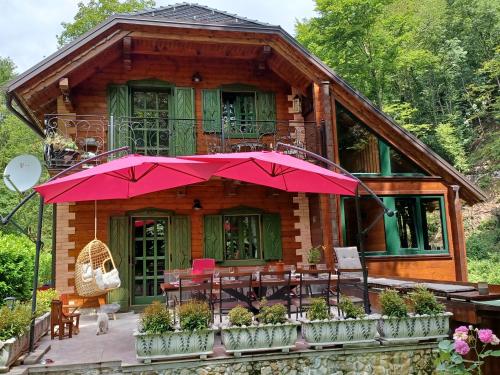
[{"x1": 75, "y1": 239, "x2": 121, "y2": 297}]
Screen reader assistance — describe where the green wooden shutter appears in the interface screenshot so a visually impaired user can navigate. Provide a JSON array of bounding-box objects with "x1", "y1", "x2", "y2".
[
  {"x1": 203, "y1": 215, "x2": 223, "y2": 261},
  {"x1": 262, "y1": 213, "x2": 282, "y2": 260},
  {"x1": 172, "y1": 87, "x2": 195, "y2": 156},
  {"x1": 107, "y1": 85, "x2": 129, "y2": 151},
  {"x1": 171, "y1": 216, "x2": 191, "y2": 269},
  {"x1": 378, "y1": 140, "x2": 391, "y2": 176},
  {"x1": 107, "y1": 216, "x2": 130, "y2": 312},
  {"x1": 256, "y1": 91, "x2": 276, "y2": 134},
  {"x1": 383, "y1": 197, "x2": 400, "y2": 254},
  {"x1": 202, "y1": 89, "x2": 221, "y2": 132}
]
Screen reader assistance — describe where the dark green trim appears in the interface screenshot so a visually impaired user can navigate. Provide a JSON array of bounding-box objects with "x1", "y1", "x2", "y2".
[
  {"x1": 219, "y1": 83, "x2": 258, "y2": 92},
  {"x1": 220, "y1": 206, "x2": 267, "y2": 215},
  {"x1": 383, "y1": 197, "x2": 399, "y2": 254},
  {"x1": 126, "y1": 208, "x2": 175, "y2": 217},
  {"x1": 127, "y1": 79, "x2": 174, "y2": 88},
  {"x1": 378, "y1": 140, "x2": 391, "y2": 177}
]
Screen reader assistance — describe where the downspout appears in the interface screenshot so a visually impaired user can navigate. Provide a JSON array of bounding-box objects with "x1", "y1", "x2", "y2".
[{"x1": 5, "y1": 92, "x2": 44, "y2": 138}]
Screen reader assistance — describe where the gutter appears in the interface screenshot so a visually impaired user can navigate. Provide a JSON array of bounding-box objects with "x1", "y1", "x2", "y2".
[{"x1": 5, "y1": 92, "x2": 44, "y2": 138}]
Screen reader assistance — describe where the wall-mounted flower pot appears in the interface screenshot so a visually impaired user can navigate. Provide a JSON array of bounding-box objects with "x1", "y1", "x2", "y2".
[
  {"x1": 378, "y1": 312, "x2": 452, "y2": 344},
  {"x1": 134, "y1": 328, "x2": 216, "y2": 363},
  {"x1": 301, "y1": 315, "x2": 379, "y2": 349},
  {"x1": 221, "y1": 322, "x2": 299, "y2": 357}
]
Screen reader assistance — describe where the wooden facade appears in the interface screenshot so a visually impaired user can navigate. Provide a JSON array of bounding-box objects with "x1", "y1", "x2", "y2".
[{"x1": 5, "y1": 4, "x2": 485, "y2": 308}]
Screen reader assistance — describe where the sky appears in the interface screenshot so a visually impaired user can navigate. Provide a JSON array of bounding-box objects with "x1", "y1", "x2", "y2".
[{"x1": 0, "y1": 0, "x2": 317, "y2": 74}]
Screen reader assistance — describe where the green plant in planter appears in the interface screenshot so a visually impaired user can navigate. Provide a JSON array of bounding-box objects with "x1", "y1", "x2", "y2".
[
  {"x1": 307, "y1": 245, "x2": 323, "y2": 265},
  {"x1": 228, "y1": 306, "x2": 253, "y2": 327},
  {"x1": 379, "y1": 289, "x2": 408, "y2": 318},
  {"x1": 140, "y1": 301, "x2": 174, "y2": 334},
  {"x1": 0, "y1": 303, "x2": 32, "y2": 341},
  {"x1": 338, "y1": 296, "x2": 365, "y2": 319},
  {"x1": 408, "y1": 286, "x2": 445, "y2": 315},
  {"x1": 257, "y1": 299, "x2": 287, "y2": 324},
  {"x1": 306, "y1": 298, "x2": 330, "y2": 321},
  {"x1": 179, "y1": 300, "x2": 211, "y2": 331},
  {"x1": 44, "y1": 133, "x2": 78, "y2": 151},
  {"x1": 35, "y1": 288, "x2": 59, "y2": 317}
]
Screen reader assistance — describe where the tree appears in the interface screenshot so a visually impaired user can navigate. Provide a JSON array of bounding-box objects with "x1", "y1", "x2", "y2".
[{"x1": 57, "y1": 0, "x2": 156, "y2": 47}]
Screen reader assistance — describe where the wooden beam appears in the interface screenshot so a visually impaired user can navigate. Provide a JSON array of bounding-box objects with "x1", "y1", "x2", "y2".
[
  {"x1": 448, "y1": 185, "x2": 468, "y2": 281},
  {"x1": 58, "y1": 77, "x2": 73, "y2": 112},
  {"x1": 123, "y1": 36, "x2": 132, "y2": 71}
]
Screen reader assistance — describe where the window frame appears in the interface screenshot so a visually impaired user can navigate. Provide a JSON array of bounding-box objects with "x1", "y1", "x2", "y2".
[
  {"x1": 222, "y1": 213, "x2": 263, "y2": 263},
  {"x1": 340, "y1": 195, "x2": 449, "y2": 257},
  {"x1": 221, "y1": 90, "x2": 258, "y2": 138}
]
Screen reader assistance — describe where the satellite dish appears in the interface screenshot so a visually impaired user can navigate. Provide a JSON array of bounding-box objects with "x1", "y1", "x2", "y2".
[{"x1": 3, "y1": 155, "x2": 42, "y2": 193}]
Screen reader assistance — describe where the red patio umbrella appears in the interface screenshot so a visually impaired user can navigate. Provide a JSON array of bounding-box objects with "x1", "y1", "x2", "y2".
[
  {"x1": 34, "y1": 154, "x2": 223, "y2": 203},
  {"x1": 183, "y1": 151, "x2": 358, "y2": 196}
]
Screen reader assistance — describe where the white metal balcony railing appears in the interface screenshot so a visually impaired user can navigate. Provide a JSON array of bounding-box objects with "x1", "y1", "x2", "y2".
[{"x1": 43, "y1": 114, "x2": 323, "y2": 169}]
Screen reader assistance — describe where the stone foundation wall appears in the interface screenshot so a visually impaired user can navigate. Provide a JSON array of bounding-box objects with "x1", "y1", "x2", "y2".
[{"x1": 28, "y1": 343, "x2": 437, "y2": 375}]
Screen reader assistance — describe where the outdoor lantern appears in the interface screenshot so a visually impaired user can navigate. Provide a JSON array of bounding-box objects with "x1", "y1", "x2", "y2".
[
  {"x1": 191, "y1": 72, "x2": 202, "y2": 83},
  {"x1": 3, "y1": 297, "x2": 16, "y2": 310},
  {"x1": 292, "y1": 95, "x2": 302, "y2": 113},
  {"x1": 193, "y1": 199, "x2": 202, "y2": 210}
]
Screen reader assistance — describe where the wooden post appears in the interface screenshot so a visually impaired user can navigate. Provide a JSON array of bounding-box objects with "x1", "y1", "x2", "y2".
[{"x1": 448, "y1": 185, "x2": 468, "y2": 281}]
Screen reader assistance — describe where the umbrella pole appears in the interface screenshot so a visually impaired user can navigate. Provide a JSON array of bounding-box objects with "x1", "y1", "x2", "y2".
[
  {"x1": 29, "y1": 196, "x2": 44, "y2": 352},
  {"x1": 355, "y1": 186, "x2": 371, "y2": 314}
]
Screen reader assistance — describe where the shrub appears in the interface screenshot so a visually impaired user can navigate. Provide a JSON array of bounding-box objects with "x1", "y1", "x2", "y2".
[
  {"x1": 468, "y1": 255, "x2": 500, "y2": 284},
  {"x1": 408, "y1": 286, "x2": 445, "y2": 315},
  {"x1": 0, "y1": 303, "x2": 32, "y2": 341},
  {"x1": 307, "y1": 245, "x2": 323, "y2": 264},
  {"x1": 35, "y1": 288, "x2": 59, "y2": 317},
  {"x1": 379, "y1": 289, "x2": 408, "y2": 318},
  {"x1": 257, "y1": 300, "x2": 287, "y2": 324},
  {"x1": 306, "y1": 298, "x2": 330, "y2": 321},
  {"x1": 338, "y1": 296, "x2": 365, "y2": 319},
  {"x1": 140, "y1": 301, "x2": 173, "y2": 334},
  {"x1": 178, "y1": 300, "x2": 211, "y2": 331},
  {"x1": 466, "y1": 218, "x2": 499, "y2": 260},
  {"x1": 228, "y1": 305, "x2": 253, "y2": 327}
]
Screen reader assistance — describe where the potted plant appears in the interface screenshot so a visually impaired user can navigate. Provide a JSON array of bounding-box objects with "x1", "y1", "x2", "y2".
[
  {"x1": 44, "y1": 133, "x2": 79, "y2": 167},
  {"x1": 221, "y1": 302, "x2": 299, "y2": 357},
  {"x1": 301, "y1": 297, "x2": 378, "y2": 349},
  {"x1": 378, "y1": 287, "x2": 452, "y2": 343},
  {"x1": 0, "y1": 303, "x2": 32, "y2": 373},
  {"x1": 307, "y1": 245, "x2": 323, "y2": 269},
  {"x1": 134, "y1": 300, "x2": 216, "y2": 363}
]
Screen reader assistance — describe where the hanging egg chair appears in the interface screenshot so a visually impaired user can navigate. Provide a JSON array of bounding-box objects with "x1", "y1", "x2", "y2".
[{"x1": 74, "y1": 202, "x2": 121, "y2": 297}]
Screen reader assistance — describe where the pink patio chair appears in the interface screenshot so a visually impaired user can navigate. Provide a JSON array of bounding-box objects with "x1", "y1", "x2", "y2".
[{"x1": 192, "y1": 258, "x2": 216, "y2": 274}]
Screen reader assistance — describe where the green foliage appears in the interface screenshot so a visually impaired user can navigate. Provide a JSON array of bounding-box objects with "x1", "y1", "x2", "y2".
[
  {"x1": 307, "y1": 245, "x2": 323, "y2": 264},
  {"x1": 408, "y1": 286, "x2": 445, "y2": 315},
  {"x1": 257, "y1": 300, "x2": 287, "y2": 324},
  {"x1": 0, "y1": 303, "x2": 32, "y2": 341},
  {"x1": 227, "y1": 305, "x2": 253, "y2": 327},
  {"x1": 57, "y1": 0, "x2": 156, "y2": 47},
  {"x1": 0, "y1": 233, "x2": 52, "y2": 302},
  {"x1": 35, "y1": 289, "x2": 59, "y2": 317},
  {"x1": 468, "y1": 256, "x2": 500, "y2": 284},
  {"x1": 379, "y1": 289, "x2": 408, "y2": 318},
  {"x1": 140, "y1": 301, "x2": 173, "y2": 334},
  {"x1": 306, "y1": 297, "x2": 330, "y2": 321},
  {"x1": 466, "y1": 218, "x2": 499, "y2": 260},
  {"x1": 297, "y1": 0, "x2": 500, "y2": 184},
  {"x1": 178, "y1": 300, "x2": 211, "y2": 331},
  {"x1": 338, "y1": 296, "x2": 365, "y2": 319}
]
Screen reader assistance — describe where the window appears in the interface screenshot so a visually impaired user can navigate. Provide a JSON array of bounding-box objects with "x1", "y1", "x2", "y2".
[
  {"x1": 336, "y1": 102, "x2": 426, "y2": 176},
  {"x1": 130, "y1": 89, "x2": 170, "y2": 156},
  {"x1": 341, "y1": 195, "x2": 448, "y2": 256},
  {"x1": 204, "y1": 209, "x2": 282, "y2": 264},
  {"x1": 222, "y1": 92, "x2": 257, "y2": 134},
  {"x1": 223, "y1": 215, "x2": 261, "y2": 261}
]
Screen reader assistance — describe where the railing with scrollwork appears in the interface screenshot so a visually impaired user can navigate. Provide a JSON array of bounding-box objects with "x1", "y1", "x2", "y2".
[{"x1": 43, "y1": 114, "x2": 323, "y2": 169}]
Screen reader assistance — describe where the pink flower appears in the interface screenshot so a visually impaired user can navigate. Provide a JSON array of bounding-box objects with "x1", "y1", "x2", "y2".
[
  {"x1": 453, "y1": 326, "x2": 469, "y2": 341},
  {"x1": 492, "y1": 334, "x2": 499, "y2": 345},
  {"x1": 454, "y1": 339, "x2": 470, "y2": 355},
  {"x1": 478, "y1": 329, "x2": 494, "y2": 344}
]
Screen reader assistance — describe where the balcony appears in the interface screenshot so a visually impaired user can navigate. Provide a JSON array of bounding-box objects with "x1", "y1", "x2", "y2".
[{"x1": 43, "y1": 114, "x2": 323, "y2": 170}]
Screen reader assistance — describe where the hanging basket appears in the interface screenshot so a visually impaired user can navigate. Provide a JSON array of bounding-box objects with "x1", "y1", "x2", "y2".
[{"x1": 75, "y1": 239, "x2": 121, "y2": 297}]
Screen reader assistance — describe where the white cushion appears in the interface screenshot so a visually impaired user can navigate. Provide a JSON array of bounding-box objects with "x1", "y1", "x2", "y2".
[
  {"x1": 94, "y1": 268, "x2": 105, "y2": 290},
  {"x1": 102, "y1": 269, "x2": 121, "y2": 289},
  {"x1": 334, "y1": 247, "x2": 363, "y2": 278}
]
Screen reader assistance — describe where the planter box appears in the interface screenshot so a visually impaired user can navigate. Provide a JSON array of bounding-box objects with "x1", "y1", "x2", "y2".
[
  {"x1": 0, "y1": 312, "x2": 51, "y2": 373},
  {"x1": 221, "y1": 322, "x2": 299, "y2": 357},
  {"x1": 134, "y1": 328, "x2": 216, "y2": 363},
  {"x1": 378, "y1": 312, "x2": 452, "y2": 344},
  {"x1": 301, "y1": 315, "x2": 379, "y2": 349}
]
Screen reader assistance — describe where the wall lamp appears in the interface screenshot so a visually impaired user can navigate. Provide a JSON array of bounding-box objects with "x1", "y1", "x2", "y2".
[
  {"x1": 192, "y1": 72, "x2": 202, "y2": 83},
  {"x1": 193, "y1": 199, "x2": 202, "y2": 210}
]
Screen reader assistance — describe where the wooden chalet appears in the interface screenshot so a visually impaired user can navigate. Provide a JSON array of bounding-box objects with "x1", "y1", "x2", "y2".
[{"x1": 5, "y1": 3, "x2": 486, "y2": 309}]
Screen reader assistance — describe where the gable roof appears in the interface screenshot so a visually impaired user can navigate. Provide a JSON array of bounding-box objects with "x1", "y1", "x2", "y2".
[
  {"x1": 121, "y1": 2, "x2": 275, "y2": 27},
  {"x1": 4, "y1": 4, "x2": 486, "y2": 204}
]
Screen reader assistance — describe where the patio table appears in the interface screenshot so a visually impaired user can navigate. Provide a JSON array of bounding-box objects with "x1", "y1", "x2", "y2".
[{"x1": 160, "y1": 266, "x2": 359, "y2": 314}]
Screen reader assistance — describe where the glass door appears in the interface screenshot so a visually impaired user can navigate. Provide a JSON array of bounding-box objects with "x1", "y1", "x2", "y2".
[{"x1": 132, "y1": 217, "x2": 169, "y2": 305}]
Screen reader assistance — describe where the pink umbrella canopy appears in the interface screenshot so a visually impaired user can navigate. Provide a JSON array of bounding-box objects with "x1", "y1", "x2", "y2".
[
  {"x1": 35, "y1": 154, "x2": 223, "y2": 203},
  {"x1": 183, "y1": 151, "x2": 358, "y2": 195}
]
